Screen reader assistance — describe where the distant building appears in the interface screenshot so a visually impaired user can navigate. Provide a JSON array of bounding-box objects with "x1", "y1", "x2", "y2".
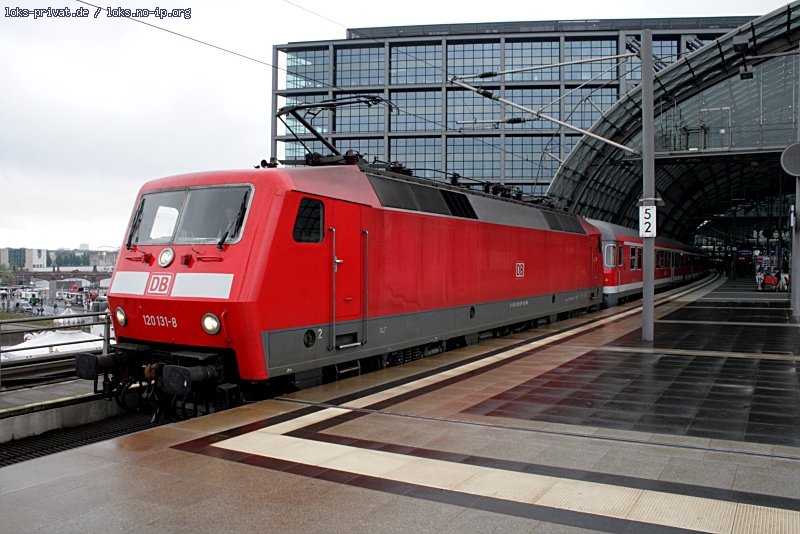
[
  {"x1": 0, "y1": 248, "x2": 24, "y2": 269},
  {"x1": 272, "y1": 16, "x2": 753, "y2": 196},
  {"x1": 28, "y1": 249, "x2": 47, "y2": 269},
  {"x1": 0, "y1": 247, "x2": 118, "y2": 272}
]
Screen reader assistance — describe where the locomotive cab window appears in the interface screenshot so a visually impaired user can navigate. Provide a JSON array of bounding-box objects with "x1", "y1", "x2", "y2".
[
  {"x1": 127, "y1": 185, "x2": 252, "y2": 247},
  {"x1": 293, "y1": 198, "x2": 324, "y2": 243}
]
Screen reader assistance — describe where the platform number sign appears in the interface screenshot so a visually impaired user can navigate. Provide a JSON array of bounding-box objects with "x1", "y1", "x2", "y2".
[{"x1": 639, "y1": 206, "x2": 657, "y2": 237}]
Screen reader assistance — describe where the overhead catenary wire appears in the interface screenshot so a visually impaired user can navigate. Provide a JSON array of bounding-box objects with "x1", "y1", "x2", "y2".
[
  {"x1": 70, "y1": 0, "x2": 552, "y2": 194},
  {"x1": 72, "y1": 0, "x2": 661, "y2": 199}
]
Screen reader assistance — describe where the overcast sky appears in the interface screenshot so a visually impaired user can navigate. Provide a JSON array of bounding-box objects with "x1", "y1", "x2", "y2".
[{"x1": 0, "y1": 0, "x2": 788, "y2": 250}]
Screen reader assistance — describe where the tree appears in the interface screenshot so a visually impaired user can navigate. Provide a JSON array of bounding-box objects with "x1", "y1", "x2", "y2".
[{"x1": 0, "y1": 264, "x2": 13, "y2": 286}]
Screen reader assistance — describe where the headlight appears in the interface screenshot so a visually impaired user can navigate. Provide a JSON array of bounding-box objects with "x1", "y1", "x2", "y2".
[
  {"x1": 201, "y1": 313, "x2": 220, "y2": 335},
  {"x1": 158, "y1": 247, "x2": 175, "y2": 267},
  {"x1": 115, "y1": 307, "x2": 127, "y2": 327}
]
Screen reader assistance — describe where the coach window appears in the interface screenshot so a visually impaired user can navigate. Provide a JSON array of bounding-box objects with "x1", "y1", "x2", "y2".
[
  {"x1": 604, "y1": 244, "x2": 616, "y2": 267},
  {"x1": 293, "y1": 198, "x2": 324, "y2": 243}
]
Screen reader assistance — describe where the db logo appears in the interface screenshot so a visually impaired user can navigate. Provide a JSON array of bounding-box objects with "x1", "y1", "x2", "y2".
[
  {"x1": 146, "y1": 273, "x2": 174, "y2": 295},
  {"x1": 515, "y1": 262, "x2": 525, "y2": 279}
]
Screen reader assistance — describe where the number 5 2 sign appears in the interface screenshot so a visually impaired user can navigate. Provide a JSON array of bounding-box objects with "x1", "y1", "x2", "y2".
[{"x1": 639, "y1": 206, "x2": 657, "y2": 237}]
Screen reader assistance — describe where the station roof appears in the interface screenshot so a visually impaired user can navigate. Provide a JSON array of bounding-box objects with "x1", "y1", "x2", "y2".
[
  {"x1": 547, "y1": 3, "x2": 800, "y2": 244},
  {"x1": 346, "y1": 17, "x2": 754, "y2": 40}
]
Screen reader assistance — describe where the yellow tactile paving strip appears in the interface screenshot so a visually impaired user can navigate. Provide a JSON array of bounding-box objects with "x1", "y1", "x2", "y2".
[{"x1": 214, "y1": 425, "x2": 800, "y2": 534}]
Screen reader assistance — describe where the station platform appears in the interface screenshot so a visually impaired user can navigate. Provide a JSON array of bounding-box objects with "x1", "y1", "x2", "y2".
[{"x1": 1, "y1": 276, "x2": 799, "y2": 533}]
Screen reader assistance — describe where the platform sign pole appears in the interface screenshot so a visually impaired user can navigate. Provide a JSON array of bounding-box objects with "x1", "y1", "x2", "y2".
[
  {"x1": 641, "y1": 30, "x2": 656, "y2": 341},
  {"x1": 780, "y1": 144, "x2": 800, "y2": 318}
]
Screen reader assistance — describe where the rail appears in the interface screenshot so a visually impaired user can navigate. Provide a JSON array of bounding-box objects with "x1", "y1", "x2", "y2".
[{"x1": 0, "y1": 311, "x2": 112, "y2": 388}]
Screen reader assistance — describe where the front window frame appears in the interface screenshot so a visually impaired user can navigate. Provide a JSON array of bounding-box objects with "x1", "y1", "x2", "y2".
[{"x1": 128, "y1": 184, "x2": 253, "y2": 247}]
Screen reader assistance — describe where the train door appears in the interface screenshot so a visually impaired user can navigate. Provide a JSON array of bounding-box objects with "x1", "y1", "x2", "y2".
[
  {"x1": 670, "y1": 251, "x2": 676, "y2": 285},
  {"x1": 328, "y1": 201, "x2": 363, "y2": 349},
  {"x1": 593, "y1": 237, "x2": 601, "y2": 285}
]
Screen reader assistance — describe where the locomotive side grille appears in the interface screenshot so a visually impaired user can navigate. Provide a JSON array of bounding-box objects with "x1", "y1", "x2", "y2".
[
  {"x1": 560, "y1": 213, "x2": 586, "y2": 234},
  {"x1": 368, "y1": 175, "x2": 478, "y2": 220},
  {"x1": 543, "y1": 211, "x2": 586, "y2": 234},
  {"x1": 369, "y1": 176, "x2": 418, "y2": 211},
  {"x1": 441, "y1": 190, "x2": 478, "y2": 219},
  {"x1": 409, "y1": 184, "x2": 450, "y2": 215},
  {"x1": 543, "y1": 211, "x2": 564, "y2": 231}
]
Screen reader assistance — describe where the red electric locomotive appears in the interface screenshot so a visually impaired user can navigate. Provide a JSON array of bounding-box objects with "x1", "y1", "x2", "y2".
[
  {"x1": 590, "y1": 219, "x2": 706, "y2": 307},
  {"x1": 76, "y1": 161, "x2": 605, "y2": 412}
]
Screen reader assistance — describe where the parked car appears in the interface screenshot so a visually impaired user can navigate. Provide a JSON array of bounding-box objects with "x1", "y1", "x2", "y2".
[{"x1": 14, "y1": 300, "x2": 33, "y2": 313}]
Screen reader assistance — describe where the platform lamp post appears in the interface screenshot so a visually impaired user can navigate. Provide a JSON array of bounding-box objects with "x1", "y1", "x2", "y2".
[{"x1": 779, "y1": 143, "x2": 800, "y2": 318}]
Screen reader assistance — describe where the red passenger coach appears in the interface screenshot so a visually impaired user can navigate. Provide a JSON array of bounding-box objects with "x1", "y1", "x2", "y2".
[
  {"x1": 76, "y1": 162, "x2": 604, "y2": 413},
  {"x1": 590, "y1": 219, "x2": 706, "y2": 307}
]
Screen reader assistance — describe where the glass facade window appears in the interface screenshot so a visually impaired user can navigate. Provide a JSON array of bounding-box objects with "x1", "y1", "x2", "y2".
[
  {"x1": 447, "y1": 42, "x2": 500, "y2": 78},
  {"x1": 563, "y1": 135, "x2": 582, "y2": 154},
  {"x1": 7, "y1": 249, "x2": 24, "y2": 268},
  {"x1": 282, "y1": 140, "x2": 330, "y2": 164},
  {"x1": 336, "y1": 47, "x2": 385, "y2": 86},
  {"x1": 504, "y1": 88, "x2": 560, "y2": 129},
  {"x1": 447, "y1": 89, "x2": 500, "y2": 130},
  {"x1": 652, "y1": 55, "x2": 798, "y2": 152},
  {"x1": 626, "y1": 38, "x2": 679, "y2": 80},
  {"x1": 390, "y1": 137, "x2": 442, "y2": 180},
  {"x1": 334, "y1": 138, "x2": 385, "y2": 162},
  {"x1": 275, "y1": 19, "x2": 747, "y2": 194},
  {"x1": 279, "y1": 94, "x2": 329, "y2": 135},
  {"x1": 335, "y1": 93, "x2": 385, "y2": 133},
  {"x1": 564, "y1": 40, "x2": 617, "y2": 80},
  {"x1": 564, "y1": 87, "x2": 617, "y2": 129},
  {"x1": 391, "y1": 45, "x2": 442, "y2": 84},
  {"x1": 390, "y1": 91, "x2": 442, "y2": 132},
  {"x1": 505, "y1": 41, "x2": 560, "y2": 81},
  {"x1": 505, "y1": 136, "x2": 561, "y2": 181},
  {"x1": 447, "y1": 136, "x2": 500, "y2": 181},
  {"x1": 285, "y1": 49, "x2": 328, "y2": 89},
  {"x1": 518, "y1": 184, "x2": 549, "y2": 197}
]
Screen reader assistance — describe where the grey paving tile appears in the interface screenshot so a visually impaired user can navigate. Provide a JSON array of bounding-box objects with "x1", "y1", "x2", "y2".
[
  {"x1": 658, "y1": 456, "x2": 738, "y2": 489},
  {"x1": 733, "y1": 465, "x2": 800, "y2": 498}
]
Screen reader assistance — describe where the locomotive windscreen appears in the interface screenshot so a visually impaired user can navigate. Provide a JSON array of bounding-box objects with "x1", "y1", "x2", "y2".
[{"x1": 127, "y1": 185, "x2": 252, "y2": 247}]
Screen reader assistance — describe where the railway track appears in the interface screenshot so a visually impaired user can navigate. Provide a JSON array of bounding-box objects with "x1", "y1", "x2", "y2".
[
  {"x1": 0, "y1": 413, "x2": 169, "y2": 467},
  {"x1": 0, "y1": 276, "x2": 718, "y2": 468},
  {"x1": 0, "y1": 353, "x2": 81, "y2": 388}
]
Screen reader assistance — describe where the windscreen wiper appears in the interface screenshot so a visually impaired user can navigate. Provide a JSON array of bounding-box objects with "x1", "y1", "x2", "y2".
[
  {"x1": 217, "y1": 192, "x2": 249, "y2": 250},
  {"x1": 126, "y1": 199, "x2": 145, "y2": 250}
]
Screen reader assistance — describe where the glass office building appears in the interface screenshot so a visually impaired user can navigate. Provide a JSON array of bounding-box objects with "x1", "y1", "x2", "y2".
[{"x1": 271, "y1": 17, "x2": 752, "y2": 197}]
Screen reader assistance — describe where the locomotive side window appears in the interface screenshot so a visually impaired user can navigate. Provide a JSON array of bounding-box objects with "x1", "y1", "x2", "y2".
[
  {"x1": 293, "y1": 198, "x2": 324, "y2": 243},
  {"x1": 630, "y1": 247, "x2": 636, "y2": 270},
  {"x1": 604, "y1": 244, "x2": 616, "y2": 267},
  {"x1": 618, "y1": 245, "x2": 624, "y2": 267}
]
